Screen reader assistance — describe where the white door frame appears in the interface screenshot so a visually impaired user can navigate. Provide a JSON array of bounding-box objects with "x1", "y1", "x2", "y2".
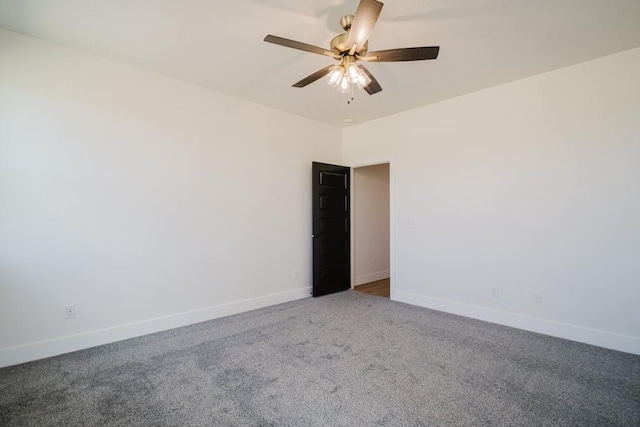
[{"x1": 348, "y1": 156, "x2": 396, "y2": 299}]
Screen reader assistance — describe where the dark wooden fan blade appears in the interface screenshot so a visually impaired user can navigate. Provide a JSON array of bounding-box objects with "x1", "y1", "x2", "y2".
[
  {"x1": 365, "y1": 46, "x2": 440, "y2": 62},
  {"x1": 346, "y1": 0, "x2": 384, "y2": 52},
  {"x1": 359, "y1": 65, "x2": 382, "y2": 95},
  {"x1": 264, "y1": 35, "x2": 338, "y2": 58},
  {"x1": 292, "y1": 65, "x2": 335, "y2": 88}
]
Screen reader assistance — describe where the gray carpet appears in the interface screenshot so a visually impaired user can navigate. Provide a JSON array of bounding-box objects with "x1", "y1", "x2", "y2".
[{"x1": 1, "y1": 291, "x2": 639, "y2": 426}]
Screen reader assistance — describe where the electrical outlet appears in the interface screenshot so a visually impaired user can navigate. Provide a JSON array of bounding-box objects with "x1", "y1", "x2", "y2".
[
  {"x1": 533, "y1": 292, "x2": 543, "y2": 304},
  {"x1": 491, "y1": 287, "x2": 499, "y2": 297},
  {"x1": 373, "y1": 258, "x2": 377, "y2": 266},
  {"x1": 292, "y1": 270, "x2": 299, "y2": 280},
  {"x1": 64, "y1": 304, "x2": 76, "y2": 319}
]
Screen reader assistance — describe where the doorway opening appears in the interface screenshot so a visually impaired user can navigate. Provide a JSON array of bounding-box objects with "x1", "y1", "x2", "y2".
[{"x1": 351, "y1": 163, "x2": 391, "y2": 298}]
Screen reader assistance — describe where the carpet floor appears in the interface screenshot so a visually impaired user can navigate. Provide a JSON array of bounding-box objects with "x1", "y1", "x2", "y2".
[{"x1": 1, "y1": 291, "x2": 639, "y2": 426}]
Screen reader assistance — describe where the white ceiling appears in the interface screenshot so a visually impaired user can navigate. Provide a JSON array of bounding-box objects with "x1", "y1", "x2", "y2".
[{"x1": 1, "y1": 0, "x2": 639, "y2": 127}]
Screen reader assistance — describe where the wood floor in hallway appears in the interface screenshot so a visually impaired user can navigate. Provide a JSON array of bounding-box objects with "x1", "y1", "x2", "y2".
[{"x1": 353, "y1": 278, "x2": 390, "y2": 298}]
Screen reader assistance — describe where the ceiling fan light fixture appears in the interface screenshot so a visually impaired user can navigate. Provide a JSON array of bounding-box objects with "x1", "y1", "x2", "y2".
[
  {"x1": 326, "y1": 64, "x2": 344, "y2": 87},
  {"x1": 264, "y1": 0, "x2": 440, "y2": 98},
  {"x1": 346, "y1": 62, "x2": 361, "y2": 84},
  {"x1": 337, "y1": 75, "x2": 351, "y2": 93},
  {"x1": 356, "y1": 70, "x2": 372, "y2": 89}
]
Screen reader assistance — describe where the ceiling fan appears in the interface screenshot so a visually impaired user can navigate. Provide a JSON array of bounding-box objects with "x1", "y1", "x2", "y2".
[{"x1": 264, "y1": 0, "x2": 439, "y2": 96}]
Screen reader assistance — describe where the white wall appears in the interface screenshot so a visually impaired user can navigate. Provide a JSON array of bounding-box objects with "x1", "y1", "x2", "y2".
[
  {"x1": 0, "y1": 29, "x2": 342, "y2": 367},
  {"x1": 354, "y1": 164, "x2": 390, "y2": 285},
  {"x1": 343, "y1": 48, "x2": 640, "y2": 354}
]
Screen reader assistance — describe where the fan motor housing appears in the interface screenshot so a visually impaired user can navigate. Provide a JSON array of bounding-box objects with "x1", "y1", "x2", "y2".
[{"x1": 330, "y1": 33, "x2": 368, "y2": 57}]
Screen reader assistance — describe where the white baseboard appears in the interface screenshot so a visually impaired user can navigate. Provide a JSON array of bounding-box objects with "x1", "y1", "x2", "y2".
[
  {"x1": 0, "y1": 287, "x2": 312, "y2": 368},
  {"x1": 393, "y1": 290, "x2": 640, "y2": 355},
  {"x1": 355, "y1": 270, "x2": 390, "y2": 286}
]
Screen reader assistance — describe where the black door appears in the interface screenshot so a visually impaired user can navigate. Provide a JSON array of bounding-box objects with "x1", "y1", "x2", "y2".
[{"x1": 312, "y1": 162, "x2": 351, "y2": 297}]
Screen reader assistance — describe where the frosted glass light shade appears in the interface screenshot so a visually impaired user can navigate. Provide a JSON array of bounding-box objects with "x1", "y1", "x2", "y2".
[
  {"x1": 346, "y1": 63, "x2": 361, "y2": 84},
  {"x1": 326, "y1": 65, "x2": 344, "y2": 87},
  {"x1": 337, "y1": 75, "x2": 350, "y2": 93},
  {"x1": 357, "y1": 69, "x2": 372, "y2": 89}
]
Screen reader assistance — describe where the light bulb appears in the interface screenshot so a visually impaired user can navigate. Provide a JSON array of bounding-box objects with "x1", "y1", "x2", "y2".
[
  {"x1": 337, "y1": 75, "x2": 350, "y2": 93},
  {"x1": 346, "y1": 63, "x2": 361, "y2": 84},
  {"x1": 325, "y1": 65, "x2": 344, "y2": 87}
]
